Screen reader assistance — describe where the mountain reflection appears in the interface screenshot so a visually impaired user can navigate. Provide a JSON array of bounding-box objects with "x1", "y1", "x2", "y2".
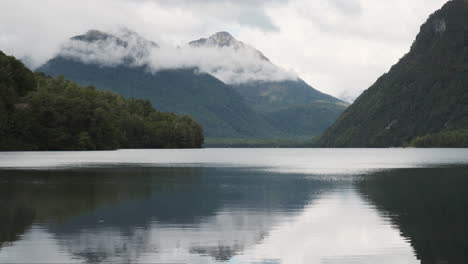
[
  {"x1": 0, "y1": 167, "x2": 331, "y2": 263},
  {"x1": 357, "y1": 166, "x2": 468, "y2": 264},
  {"x1": 0, "y1": 168, "x2": 162, "y2": 248}
]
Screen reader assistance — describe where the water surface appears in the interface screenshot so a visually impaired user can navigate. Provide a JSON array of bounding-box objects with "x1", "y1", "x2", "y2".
[{"x1": 1, "y1": 149, "x2": 467, "y2": 264}]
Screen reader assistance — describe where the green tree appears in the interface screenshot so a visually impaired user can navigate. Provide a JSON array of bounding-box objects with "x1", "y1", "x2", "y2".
[{"x1": 0, "y1": 51, "x2": 204, "y2": 150}]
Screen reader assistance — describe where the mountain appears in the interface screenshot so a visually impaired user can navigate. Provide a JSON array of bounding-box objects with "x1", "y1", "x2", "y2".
[
  {"x1": 37, "y1": 30, "x2": 276, "y2": 139},
  {"x1": 38, "y1": 29, "x2": 346, "y2": 142},
  {"x1": 0, "y1": 50, "x2": 203, "y2": 150},
  {"x1": 319, "y1": 0, "x2": 468, "y2": 147},
  {"x1": 189, "y1": 32, "x2": 349, "y2": 138},
  {"x1": 189, "y1": 31, "x2": 270, "y2": 61},
  {"x1": 233, "y1": 80, "x2": 348, "y2": 137}
]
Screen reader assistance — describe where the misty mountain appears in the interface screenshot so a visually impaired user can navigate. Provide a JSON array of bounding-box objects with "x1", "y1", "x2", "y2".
[
  {"x1": 189, "y1": 31, "x2": 270, "y2": 61},
  {"x1": 37, "y1": 29, "x2": 346, "y2": 142},
  {"x1": 59, "y1": 28, "x2": 158, "y2": 67},
  {"x1": 189, "y1": 32, "x2": 349, "y2": 138},
  {"x1": 319, "y1": 0, "x2": 468, "y2": 147},
  {"x1": 38, "y1": 61, "x2": 274, "y2": 139},
  {"x1": 233, "y1": 80, "x2": 349, "y2": 137}
]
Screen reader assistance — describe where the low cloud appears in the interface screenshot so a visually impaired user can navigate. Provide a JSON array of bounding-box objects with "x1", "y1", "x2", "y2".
[
  {"x1": 0, "y1": 0, "x2": 450, "y2": 100},
  {"x1": 60, "y1": 29, "x2": 155, "y2": 67},
  {"x1": 149, "y1": 46, "x2": 298, "y2": 84},
  {"x1": 59, "y1": 29, "x2": 298, "y2": 84}
]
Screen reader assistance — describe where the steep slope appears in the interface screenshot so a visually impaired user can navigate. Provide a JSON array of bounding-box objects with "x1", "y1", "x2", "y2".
[
  {"x1": 234, "y1": 80, "x2": 348, "y2": 137},
  {"x1": 319, "y1": 0, "x2": 468, "y2": 147},
  {"x1": 189, "y1": 32, "x2": 348, "y2": 138},
  {"x1": 37, "y1": 30, "x2": 275, "y2": 139}
]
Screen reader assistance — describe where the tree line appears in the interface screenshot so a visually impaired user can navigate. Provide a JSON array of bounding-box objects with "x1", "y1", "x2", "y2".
[
  {"x1": 409, "y1": 129, "x2": 468, "y2": 148},
  {"x1": 0, "y1": 51, "x2": 203, "y2": 150}
]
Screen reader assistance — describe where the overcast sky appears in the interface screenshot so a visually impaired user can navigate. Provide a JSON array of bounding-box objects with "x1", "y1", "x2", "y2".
[{"x1": 0, "y1": 0, "x2": 449, "y2": 101}]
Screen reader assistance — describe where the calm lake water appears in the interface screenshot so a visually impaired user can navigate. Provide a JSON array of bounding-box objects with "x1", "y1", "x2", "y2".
[{"x1": 1, "y1": 149, "x2": 468, "y2": 264}]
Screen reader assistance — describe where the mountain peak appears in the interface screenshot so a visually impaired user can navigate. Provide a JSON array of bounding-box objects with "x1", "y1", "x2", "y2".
[
  {"x1": 71, "y1": 30, "x2": 116, "y2": 43},
  {"x1": 70, "y1": 29, "x2": 158, "y2": 48},
  {"x1": 189, "y1": 31, "x2": 243, "y2": 49},
  {"x1": 408, "y1": 0, "x2": 468, "y2": 54},
  {"x1": 60, "y1": 29, "x2": 158, "y2": 67},
  {"x1": 188, "y1": 31, "x2": 271, "y2": 62},
  {"x1": 210, "y1": 31, "x2": 236, "y2": 45}
]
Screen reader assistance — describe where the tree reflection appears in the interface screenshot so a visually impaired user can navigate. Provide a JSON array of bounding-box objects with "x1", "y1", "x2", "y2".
[
  {"x1": 0, "y1": 167, "x2": 195, "y2": 248},
  {"x1": 0, "y1": 167, "x2": 330, "y2": 263},
  {"x1": 358, "y1": 166, "x2": 468, "y2": 264}
]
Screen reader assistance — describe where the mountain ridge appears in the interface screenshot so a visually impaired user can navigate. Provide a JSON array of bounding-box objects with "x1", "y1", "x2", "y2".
[
  {"x1": 187, "y1": 31, "x2": 348, "y2": 138},
  {"x1": 318, "y1": 0, "x2": 468, "y2": 147},
  {"x1": 189, "y1": 31, "x2": 270, "y2": 61},
  {"x1": 37, "y1": 29, "x2": 347, "y2": 142}
]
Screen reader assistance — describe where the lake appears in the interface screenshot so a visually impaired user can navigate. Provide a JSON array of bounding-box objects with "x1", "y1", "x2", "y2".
[{"x1": 1, "y1": 149, "x2": 468, "y2": 264}]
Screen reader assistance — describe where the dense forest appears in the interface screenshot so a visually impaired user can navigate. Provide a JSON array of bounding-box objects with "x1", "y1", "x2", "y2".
[
  {"x1": 0, "y1": 51, "x2": 203, "y2": 150},
  {"x1": 409, "y1": 129, "x2": 468, "y2": 148}
]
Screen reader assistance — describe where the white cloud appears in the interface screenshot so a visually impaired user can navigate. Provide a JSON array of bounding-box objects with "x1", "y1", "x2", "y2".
[
  {"x1": 149, "y1": 45, "x2": 298, "y2": 84},
  {"x1": 234, "y1": 190, "x2": 418, "y2": 264},
  {"x1": 60, "y1": 31, "x2": 153, "y2": 67},
  {"x1": 236, "y1": 0, "x2": 449, "y2": 100},
  {"x1": 0, "y1": 189, "x2": 419, "y2": 264},
  {"x1": 0, "y1": 0, "x2": 450, "y2": 100},
  {"x1": 59, "y1": 29, "x2": 298, "y2": 84}
]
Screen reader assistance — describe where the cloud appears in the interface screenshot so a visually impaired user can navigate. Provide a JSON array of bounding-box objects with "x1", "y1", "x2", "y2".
[
  {"x1": 151, "y1": 46, "x2": 298, "y2": 84},
  {"x1": 237, "y1": 0, "x2": 449, "y2": 100},
  {"x1": 59, "y1": 29, "x2": 298, "y2": 84},
  {"x1": 60, "y1": 29, "x2": 155, "y2": 67},
  {"x1": 0, "y1": 0, "x2": 141, "y2": 68},
  {"x1": 134, "y1": 0, "x2": 287, "y2": 31},
  {"x1": 0, "y1": 0, "x2": 450, "y2": 100},
  {"x1": 329, "y1": 0, "x2": 363, "y2": 15}
]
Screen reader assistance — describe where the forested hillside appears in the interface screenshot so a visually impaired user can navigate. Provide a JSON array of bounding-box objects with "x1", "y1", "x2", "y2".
[
  {"x1": 0, "y1": 51, "x2": 203, "y2": 150},
  {"x1": 189, "y1": 31, "x2": 348, "y2": 138},
  {"x1": 319, "y1": 0, "x2": 468, "y2": 147},
  {"x1": 38, "y1": 57, "x2": 275, "y2": 139}
]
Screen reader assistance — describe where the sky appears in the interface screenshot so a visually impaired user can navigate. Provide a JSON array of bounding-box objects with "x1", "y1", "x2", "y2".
[{"x1": 0, "y1": 0, "x2": 449, "y2": 101}]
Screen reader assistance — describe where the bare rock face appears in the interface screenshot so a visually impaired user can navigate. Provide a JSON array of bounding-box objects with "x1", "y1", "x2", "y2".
[
  {"x1": 189, "y1": 31, "x2": 269, "y2": 61},
  {"x1": 189, "y1": 31, "x2": 242, "y2": 48},
  {"x1": 433, "y1": 19, "x2": 446, "y2": 35}
]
